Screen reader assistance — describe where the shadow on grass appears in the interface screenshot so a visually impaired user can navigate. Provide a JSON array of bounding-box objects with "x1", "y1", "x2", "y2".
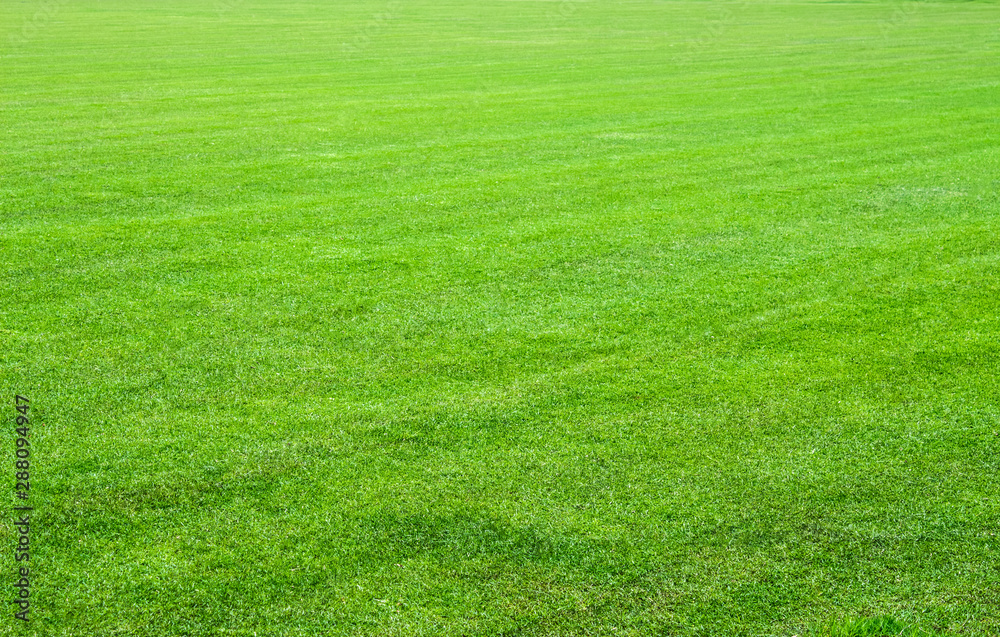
[{"x1": 350, "y1": 510, "x2": 619, "y2": 571}]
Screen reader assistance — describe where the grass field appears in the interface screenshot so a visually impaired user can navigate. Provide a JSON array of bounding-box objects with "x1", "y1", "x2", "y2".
[{"x1": 2, "y1": 0, "x2": 999, "y2": 634}]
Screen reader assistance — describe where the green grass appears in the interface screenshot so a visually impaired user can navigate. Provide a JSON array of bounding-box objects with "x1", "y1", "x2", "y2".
[
  {"x1": 810, "y1": 615, "x2": 935, "y2": 637},
  {"x1": 2, "y1": 0, "x2": 999, "y2": 634}
]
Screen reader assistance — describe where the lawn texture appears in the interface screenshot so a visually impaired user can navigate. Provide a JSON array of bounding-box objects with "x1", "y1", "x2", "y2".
[{"x1": 1, "y1": 0, "x2": 999, "y2": 635}]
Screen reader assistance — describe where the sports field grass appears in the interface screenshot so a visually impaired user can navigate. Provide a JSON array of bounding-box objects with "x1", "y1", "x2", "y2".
[{"x1": 2, "y1": 0, "x2": 999, "y2": 634}]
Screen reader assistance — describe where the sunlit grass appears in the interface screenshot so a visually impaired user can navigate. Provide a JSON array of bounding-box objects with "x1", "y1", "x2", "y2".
[{"x1": 1, "y1": 0, "x2": 998, "y2": 634}]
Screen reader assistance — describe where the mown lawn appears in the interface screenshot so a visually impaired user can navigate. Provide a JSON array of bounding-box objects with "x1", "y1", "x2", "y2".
[{"x1": 1, "y1": 0, "x2": 998, "y2": 634}]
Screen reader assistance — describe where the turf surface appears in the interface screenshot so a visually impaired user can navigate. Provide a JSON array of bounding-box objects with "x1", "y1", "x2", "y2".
[{"x1": 2, "y1": 0, "x2": 999, "y2": 634}]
